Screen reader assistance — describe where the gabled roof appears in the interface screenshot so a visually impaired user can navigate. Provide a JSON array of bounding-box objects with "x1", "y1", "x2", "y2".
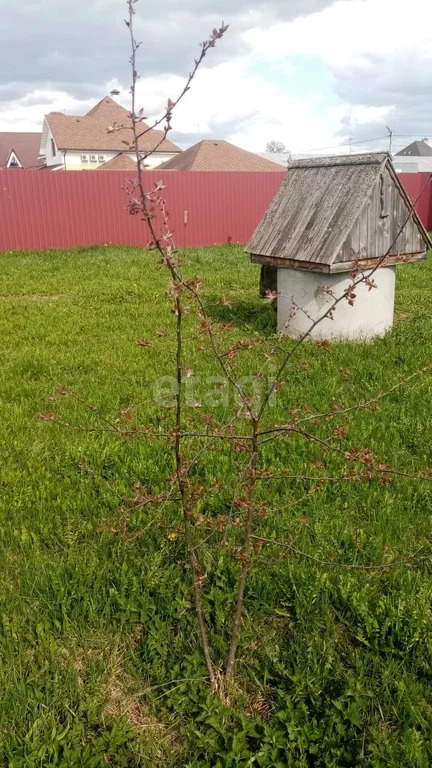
[
  {"x1": 44, "y1": 96, "x2": 181, "y2": 154},
  {"x1": 6, "y1": 150, "x2": 22, "y2": 168},
  {"x1": 96, "y1": 153, "x2": 137, "y2": 171},
  {"x1": 396, "y1": 140, "x2": 432, "y2": 157},
  {"x1": 156, "y1": 139, "x2": 284, "y2": 172},
  {"x1": 0, "y1": 132, "x2": 44, "y2": 168},
  {"x1": 85, "y1": 96, "x2": 130, "y2": 121},
  {"x1": 246, "y1": 153, "x2": 431, "y2": 273}
]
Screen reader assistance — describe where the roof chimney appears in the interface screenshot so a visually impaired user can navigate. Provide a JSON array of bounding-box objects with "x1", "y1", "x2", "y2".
[
  {"x1": 422, "y1": 137, "x2": 429, "y2": 145},
  {"x1": 110, "y1": 89, "x2": 120, "y2": 102}
]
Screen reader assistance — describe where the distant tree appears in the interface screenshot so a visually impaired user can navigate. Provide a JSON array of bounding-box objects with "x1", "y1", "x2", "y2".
[{"x1": 266, "y1": 140, "x2": 287, "y2": 153}]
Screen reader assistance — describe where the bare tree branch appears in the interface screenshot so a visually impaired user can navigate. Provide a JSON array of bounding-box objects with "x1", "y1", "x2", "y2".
[{"x1": 251, "y1": 535, "x2": 430, "y2": 570}]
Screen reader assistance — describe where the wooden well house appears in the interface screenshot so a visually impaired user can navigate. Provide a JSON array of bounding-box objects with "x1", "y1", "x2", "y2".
[{"x1": 246, "y1": 153, "x2": 431, "y2": 339}]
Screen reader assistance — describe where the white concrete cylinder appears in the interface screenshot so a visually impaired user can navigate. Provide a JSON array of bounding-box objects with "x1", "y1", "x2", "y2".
[{"x1": 277, "y1": 266, "x2": 396, "y2": 340}]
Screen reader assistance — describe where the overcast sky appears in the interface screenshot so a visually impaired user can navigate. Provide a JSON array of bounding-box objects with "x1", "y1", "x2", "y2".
[{"x1": 0, "y1": 0, "x2": 431, "y2": 154}]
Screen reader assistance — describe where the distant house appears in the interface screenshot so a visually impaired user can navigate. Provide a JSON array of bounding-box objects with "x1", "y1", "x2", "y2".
[
  {"x1": 39, "y1": 95, "x2": 182, "y2": 170},
  {"x1": 0, "y1": 132, "x2": 44, "y2": 169},
  {"x1": 96, "y1": 153, "x2": 137, "y2": 171},
  {"x1": 156, "y1": 139, "x2": 284, "y2": 172},
  {"x1": 396, "y1": 138, "x2": 432, "y2": 157},
  {"x1": 393, "y1": 138, "x2": 432, "y2": 174}
]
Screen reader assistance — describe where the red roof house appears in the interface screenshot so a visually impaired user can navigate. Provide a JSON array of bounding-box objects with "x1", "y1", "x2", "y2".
[
  {"x1": 96, "y1": 153, "x2": 137, "y2": 171},
  {"x1": 40, "y1": 96, "x2": 182, "y2": 170},
  {"x1": 0, "y1": 132, "x2": 44, "y2": 169},
  {"x1": 156, "y1": 139, "x2": 284, "y2": 172}
]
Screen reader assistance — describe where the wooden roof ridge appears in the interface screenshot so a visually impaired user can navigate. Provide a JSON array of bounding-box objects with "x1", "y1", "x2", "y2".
[{"x1": 289, "y1": 152, "x2": 389, "y2": 170}]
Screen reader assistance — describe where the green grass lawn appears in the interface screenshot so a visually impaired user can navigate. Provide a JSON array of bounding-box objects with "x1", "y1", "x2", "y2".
[{"x1": 1, "y1": 244, "x2": 432, "y2": 767}]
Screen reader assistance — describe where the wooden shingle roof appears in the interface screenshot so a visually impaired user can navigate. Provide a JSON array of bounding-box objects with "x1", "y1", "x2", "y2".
[{"x1": 246, "y1": 153, "x2": 431, "y2": 273}]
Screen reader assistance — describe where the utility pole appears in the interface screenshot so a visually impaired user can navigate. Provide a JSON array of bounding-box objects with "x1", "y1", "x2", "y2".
[{"x1": 386, "y1": 126, "x2": 393, "y2": 155}]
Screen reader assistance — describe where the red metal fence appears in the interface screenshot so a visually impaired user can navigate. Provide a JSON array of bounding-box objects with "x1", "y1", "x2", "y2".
[
  {"x1": 0, "y1": 169, "x2": 431, "y2": 253},
  {"x1": 0, "y1": 170, "x2": 284, "y2": 253},
  {"x1": 397, "y1": 173, "x2": 432, "y2": 232}
]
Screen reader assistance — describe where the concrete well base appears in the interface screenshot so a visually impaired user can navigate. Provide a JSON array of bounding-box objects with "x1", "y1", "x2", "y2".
[{"x1": 277, "y1": 266, "x2": 396, "y2": 340}]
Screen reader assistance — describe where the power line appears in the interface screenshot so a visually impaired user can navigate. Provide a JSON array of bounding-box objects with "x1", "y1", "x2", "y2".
[
  {"x1": 351, "y1": 134, "x2": 389, "y2": 145},
  {"x1": 294, "y1": 135, "x2": 388, "y2": 154},
  {"x1": 286, "y1": 131, "x2": 432, "y2": 157},
  {"x1": 294, "y1": 133, "x2": 432, "y2": 156}
]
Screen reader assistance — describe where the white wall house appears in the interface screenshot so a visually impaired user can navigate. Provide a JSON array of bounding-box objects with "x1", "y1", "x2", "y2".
[
  {"x1": 62, "y1": 150, "x2": 178, "y2": 170},
  {"x1": 39, "y1": 95, "x2": 182, "y2": 171},
  {"x1": 392, "y1": 155, "x2": 432, "y2": 174},
  {"x1": 41, "y1": 122, "x2": 64, "y2": 167},
  {"x1": 41, "y1": 130, "x2": 177, "y2": 171}
]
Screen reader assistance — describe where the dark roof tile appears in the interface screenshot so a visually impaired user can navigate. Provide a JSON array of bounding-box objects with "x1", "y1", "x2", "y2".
[{"x1": 396, "y1": 140, "x2": 432, "y2": 157}]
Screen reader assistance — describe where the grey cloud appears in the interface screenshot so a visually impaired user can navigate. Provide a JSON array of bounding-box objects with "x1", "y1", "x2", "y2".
[
  {"x1": 0, "y1": 0, "x2": 353, "y2": 96},
  {"x1": 0, "y1": 84, "x2": 98, "y2": 105},
  {"x1": 335, "y1": 50, "x2": 432, "y2": 148}
]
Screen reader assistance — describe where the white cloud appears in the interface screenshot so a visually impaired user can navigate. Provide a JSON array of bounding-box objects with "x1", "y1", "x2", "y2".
[
  {"x1": 0, "y1": 90, "x2": 95, "y2": 132},
  {"x1": 347, "y1": 105, "x2": 395, "y2": 127},
  {"x1": 101, "y1": 58, "x2": 344, "y2": 153},
  {"x1": 1, "y1": 0, "x2": 432, "y2": 154},
  {"x1": 244, "y1": 0, "x2": 432, "y2": 67}
]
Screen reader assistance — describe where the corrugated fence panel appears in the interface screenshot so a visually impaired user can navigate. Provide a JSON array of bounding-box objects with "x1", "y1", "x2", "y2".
[
  {"x1": 399, "y1": 172, "x2": 432, "y2": 232},
  {"x1": 0, "y1": 170, "x2": 429, "y2": 254},
  {"x1": 0, "y1": 170, "x2": 285, "y2": 252}
]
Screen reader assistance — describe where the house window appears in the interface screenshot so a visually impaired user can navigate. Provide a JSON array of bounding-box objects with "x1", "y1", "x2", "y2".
[
  {"x1": 51, "y1": 138, "x2": 56, "y2": 157},
  {"x1": 7, "y1": 152, "x2": 21, "y2": 168}
]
